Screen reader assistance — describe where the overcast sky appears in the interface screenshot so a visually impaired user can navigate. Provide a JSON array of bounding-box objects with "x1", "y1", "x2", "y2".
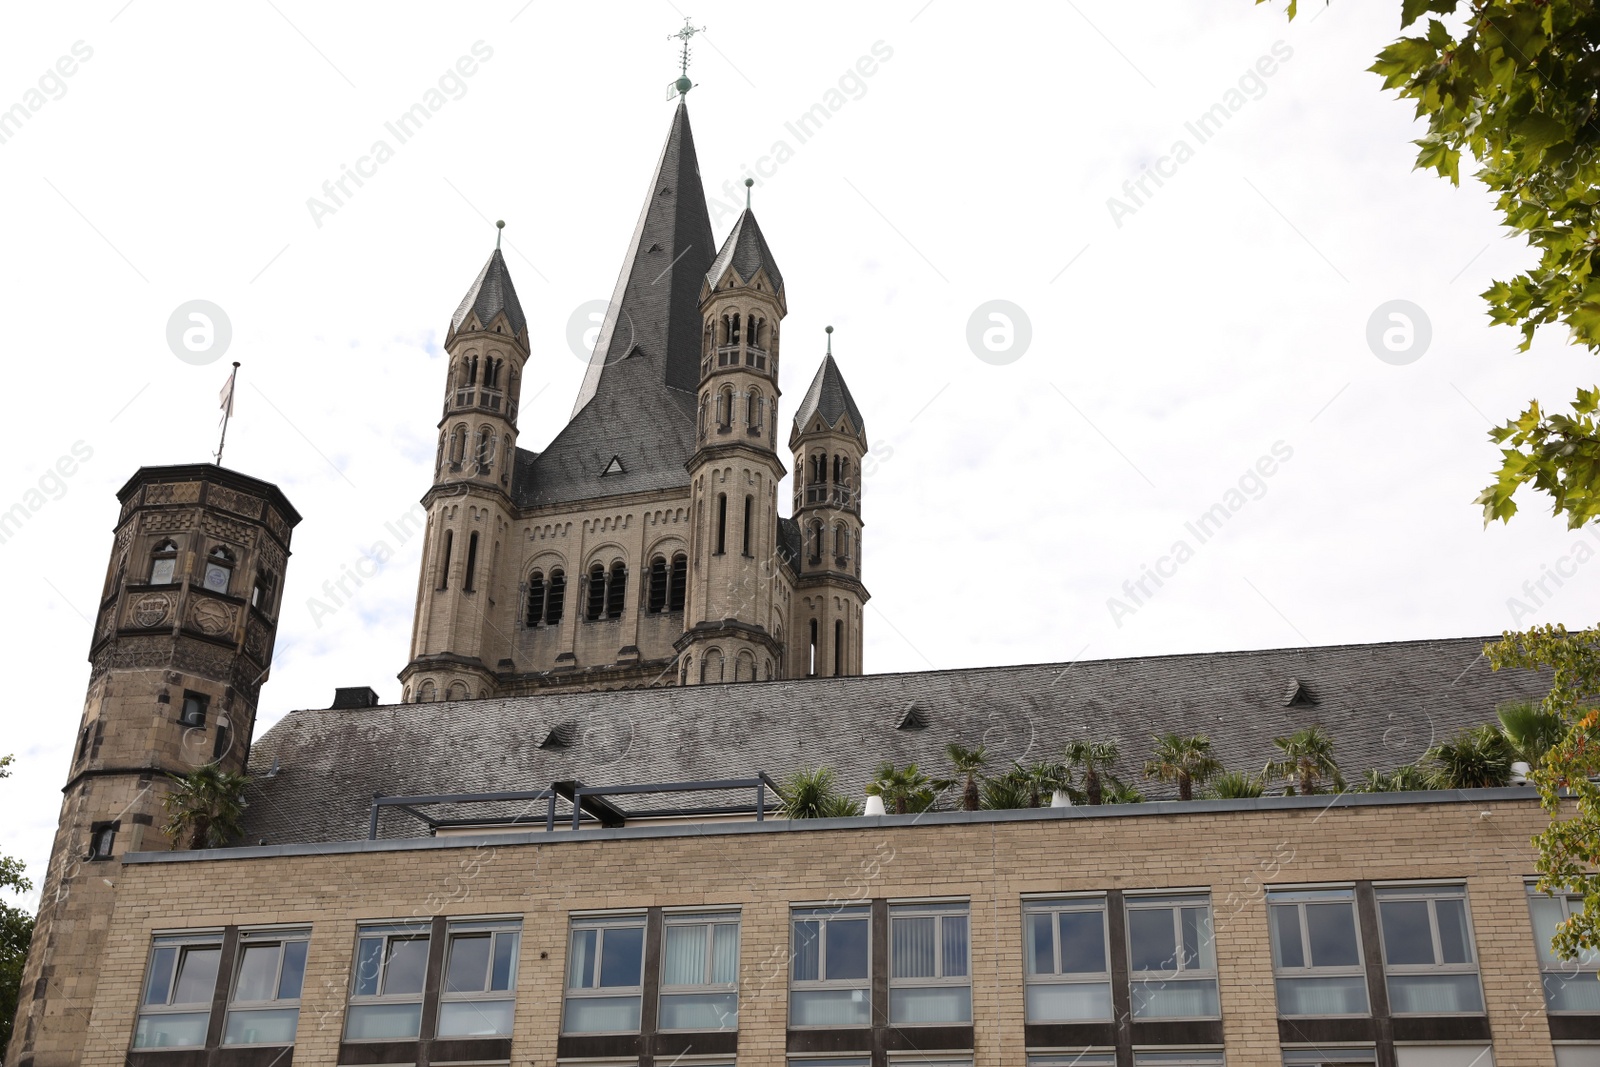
[{"x1": 3, "y1": 1, "x2": 1598, "y2": 908}]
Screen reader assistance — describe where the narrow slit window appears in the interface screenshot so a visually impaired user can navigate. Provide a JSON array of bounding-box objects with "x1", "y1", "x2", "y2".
[
  {"x1": 668, "y1": 554, "x2": 687, "y2": 612},
  {"x1": 463, "y1": 532, "x2": 479, "y2": 592},
  {"x1": 438, "y1": 530, "x2": 453, "y2": 591},
  {"x1": 716, "y1": 494, "x2": 728, "y2": 555},
  {"x1": 742, "y1": 496, "x2": 753, "y2": 556},
  {"x1": 526, "y1": 571, "x2": 546, "y2": 627},
  {"x1": 606, "y1": 562, "x2": 627, "y2": 619},
  {"x1": 834, "y1": 620, "x2": 844, "y2": 676},
  {"x1": 586, "y1": 564, "x2": 606, "y2": 620},
  {"x1": 545, "y1": 569, "x2": 566, "y2": 625},
  {"x1": 648, "y1": 556, "x2": 669, "y2": 614}
]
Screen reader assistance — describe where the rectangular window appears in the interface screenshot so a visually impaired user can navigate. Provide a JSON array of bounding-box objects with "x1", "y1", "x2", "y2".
[
  {"x1": 179, "y1": 692, "x2": 208, "y2": 728},
  {"x1": 659, "y1": 910, "x2": 740, "y2": 1031},
  {"x1": 1375, "y1": 884, "x2": 1483, "y2": 1014},
  {"x1": 1392, "y1": 1048, "x2": 1494, "y2": 1067},
  {"x1": 1283, "y1": 1049, "x2": 1378, "y2": 1067},
  {"x1": 789, "y1": 1059, "x2": 871, "y2": 1067},
  {"x1": 1555, "y1": 1046, "x2": 1600, "y2": 1067},
  {"x1": 889, "y1": 901, "x2": 971, "y2": 1025},
  {"x1": 133, "y1": 932, "x2": 223, "y2": 1049},
  {"x1": 223, "y1": 927, "x2": 309, "y2": 1046},
  {"x1": 1028, "y1": 1056, "x2": 1117, "y2": 1067},
  {"x1": 1529, "y1": 886, "x2": 1600, "y2": 1013},
  {"x1": 1125, "y1": 892, "x2": 1220, "y2": 1019},
  {"x1": 345, "y1": 922, "x2": 430, "y2": 1041},
  {"x1": 1268, "y1": 888, "x2": 1370, "y2": 1017},
  {"x1": 1023, "y1": 896, "x2": 1113, "y2": 1022},
  {"x1": 1135, "y1": 1053, "x2": 1226, "y2": 1067},
  {"x1": 563, "y1": 913, "x2": 646, "y2": 1034},
  {"x1": 87, "y1": 821, "x2": 117, "y2": 861},
  {"x1": 438, "y1": 919, "x2": 520, "y2": 1038},
  {"x1": 790, "y1": 904, "x2": 871, "y2": 1028}
]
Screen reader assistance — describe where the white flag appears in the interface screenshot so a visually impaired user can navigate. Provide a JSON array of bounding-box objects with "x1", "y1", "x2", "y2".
[{"x1": 219, "y1": 367, "x2": 236, "y2": 420}]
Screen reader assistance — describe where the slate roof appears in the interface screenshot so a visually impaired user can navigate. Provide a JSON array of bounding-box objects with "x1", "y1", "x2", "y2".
[
  {"x1": 511, "y1": 100, "x2": 714, "y2": 509},
  {"x1": 706, "y1": 208, "x2": 783, "y2": 293},
  {"x1": 240, "y1": 635, "x2": 1547, "y2": 845},
  {"x1": 793, "y1": 354, "x2": 866, "y2": 438},
  {"x1": 449, "y1": 248, "x2": 526, "y2": 341}
]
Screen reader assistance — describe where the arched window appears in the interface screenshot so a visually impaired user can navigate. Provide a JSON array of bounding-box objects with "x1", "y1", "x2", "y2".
[
  {"x1": 747, "y1": 389, "x2": 763, "y2": 431},
  {"x1": 202, "y1": 546, "x2": 233, "y2": 594},
  {"x1": 648, "y1": 556, "x2": 669, "y2": 613},
  {"x1": 698, "y1": 395, "x2": 708, "y2": 439},
  {"x1": 586, "y1": 564, "x2": 606, "y2": 620},
  {"x1": 447, "y1": 682, "x2": 469, "y2": 701},
  {"x1": 435, "y1": 432, "x2": 445, "y2": 476},
  {"x1": 463, "y1": 532, "x2": 480, "y2": 592},
  {"x1": 703, "y1": 647, "x2": 725, "y2": 684},
  {"x1": 449, "y1": 425, "x2": 467, "y2": 468},
  {"x1": 438, "y1": 530, "x2": 453, "y2": 590},
  {"x1": 718, "y1": 387, "x2": 733, "y2": 430},
  {"x1": 419, "y1": 680, "x2": 437, "y2": 703},
  {"x1": 730, "y1": 313, "x2": 741, "y2": 345},
  {"x1": 483, "y1": 357, "x2": 502, "y2": 389},
  {"x1": 834, "y1": 620, "x2": 845, "y2": 676},
  {"x1": 606, "y1": 561, "x2": 627, "y2": 619},
  {"x1": 668, "y1": 553, "x2": 687, "y2": 612},
  {"x1": 546, "y1": 569, "x2": 566, "y2": 625},
  {"x1": 736, "y1": 650, "x2": 755, "y2": 683},
  {"x1": 474, "y1": 429, "x2": 495, "y2": 475},
  {"x1": 716, "y1": 494, "x2": 728, "y2": 555},
  {"x1": 526, "y1": 571, "x2": 546, "y2": 627},
  {"x1": 835, "y1": 523, "x2": 847, "y2": 560},
  {"x1": 808, "y1": 521, "x2": 823, "y2": 564},
  {"x1": 742, "y1": 495, "x2": 753, "y2": 556},
  {"x1": 148, "y1": 540, "x2": 178, "y2": 585}
]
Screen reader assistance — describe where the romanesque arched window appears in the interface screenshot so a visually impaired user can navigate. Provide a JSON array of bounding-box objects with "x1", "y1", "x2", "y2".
[
  {"x1": 808, "y1": 520, "x2": 823, "y2": 564},
  {"x1": 669, "y1": 553, "x2": 687, "y2": 612},
  {"x1": 748, "y1": 389, "x2": 763, "y2": 432},
  {"x1": 474, "y1": 428, "x2": 495, "y2": 475},
  {"x1": 419, "y1": 680, "x2": 437, "y2": 702},
  {"x1": 834, "y1": 620, "x2": 845, "y2": 676},
  {"x1": 449, "y1": 425, "x2": 467, "y2": 468},
  {"x1": 545, "y1": 568, "x2": 566, "y2": 625},
  {"x1": 718, "y1": 387, "x2": 733, "y2": 431},
  {"x1": 703, "y1": 647, "x2": 725, "y2": 684},
  {"x1": 586, "y1": 563, "x2": 606, "y2": 620},
  {"x1": 835, "y1": 523, "x2": 847, "y2": 561},
  {"x1": 463, "y1": 532, "x2": 480, "y2": 593},
  {"x1": 716, "y1": 494, "x2": 728, "y2": 555},
  {"x1": 438, "y1": 530, "x2": 453, "y2": 590},
  {"x1": 526, "y1": 571, "x2": 546, "y2": 627},
  {"x1": 648, "y1": 556, "x2": 669, "y2": 614},
  {"x1": 148, "y1": 540, "x2": 178, "y2": 585},
  {"x1": 742, "y1": 495, "x2": 754, "y2": 556},
  {"x1": 736, "y1": 650, "x2": 755, "y2": 683},
  {"x1": 606, "y1": 561, "x2": 627, "y2": 619}
]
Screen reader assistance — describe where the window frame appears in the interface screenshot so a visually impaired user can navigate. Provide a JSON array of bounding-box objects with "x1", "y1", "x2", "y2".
[
  {"x1": 888, "y1": 900, "x2": 972, "y2": 1025},
  {"x1": 437, "y1": 918, "x2": 522, "y2": 1039},
  {"x1": 202, "y1": 545, "x2": 234, "y2": 594},
  {"x1": 789, "y1": 904, "x2": 872, "y2": 1029},
  {"x1": 1022, "y1": 894, "x2": 1114, "y2": 1023},
  {"x1": 1123, "y1": 891, "x2": 1221, "y2": 1021},
  {"x1": 1373, "y1": 883, "x2": 1483, "y2": 1016},
  {"x1": 344, "y1": 921, "x2": 432, "y2": 1042},
  {"x1": 1267, "y1": 886, "x2": 1370, "y2": 1019},
  {"x1": 562, "y1": 912, "x2": 648, "y2": 1036},
  {"x1": 222, "y1": 926, "x2": 310, "y2": 1047},
  {"x1": 132, "y1": 930, "x2": 225, "y2": 1050},
  {"x1": 148, "y1": 539, "x2": 180, "y2": 585},
  {"x1": 1528, "y1": 883, "x2": 1600, "y2": 1014},
  {"x1": 658, "y1": 909, "x2": 742, "y2": 1033}
]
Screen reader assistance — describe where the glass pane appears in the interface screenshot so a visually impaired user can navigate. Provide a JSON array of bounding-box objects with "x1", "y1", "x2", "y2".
[
  {"x1": 232, "y1": 944, "x2": 281, "y2": 1003},
  {"x1": 1276, "y1": 974, "x2": 1371, "y2": 1015},
  {"x1": 599, "y1": 926, "x2": 645, "y2": 987},
  {"x1": 1128, "y1": 908, "x2": 1177, "y2": 973},
  {"x1": 890, "y1": 985, "x2": 972, "y2": 1024},
  {"x1": 569, "y1": 928, "x2": 597, "y2": 989},
  {"x1": 490, "y1": 932, "x2": 518, "y2": 991},
  {"x1": 1306, "y1": 903, "x2": 1361, "y2": 967},
  {"x1": 1387, "y1": 973, "x2": 1484, "y2": 1014},
  {"x1": 711, "y1": 923, "x2": 739, "y2": 984},
  {"x1": 892, "y1": 917, "x2": 937, "y2": 978},
  {"x1": 793, "y1": 920, "x2": 821, "y2": 981},
  {"x1": 345, "y1": 1001, "x2": 422, "y2": 1040},
  {"x1": 1379, "y1": 900, "x2": 1435, "y2": 965},
  {"x1": 562, "y1": 993, "x2": 641, "y2": 1033},
  {"x1": 278, "y1": 941, "x2": 307, "y2": 1000},
  {"x1": 1271, "y1": 906, "x2": 1305, "y2": 969},
  {"x1": 659, "y1": 990, "x2": 739, "y2": 1030},
  {"x1": 173, "y1": 946, "x2": 221, "y2": 1005},
  {"x1": 383, "y1": 937, "x2": 428, "y2": 996},
  {"x1": 1555, "y1": 1048, "x2": 1600, "y2": 1067},
  {"x1": 144, "y1": 947, "x2": 177, "y2": 1005},
  {"x1": 133, "y1": 1011, "x2": 210, "y2": 1048},
  {"x1": 664, "y1": 924, "x2": 709, "y2": 986},
  {"x1": 151, "y1": 557, "x2": 176, "y2": 584},
  {"x1": 1544, "y1": 970, "x2": 1600, "y2": 1012},
  {"x1": 222, "y1": 1006, "x2": 299, "y2": 1045},
  {"x1": 437, "y1": 998, "x2": 514, "y2": 1037},
  {"x1": 943, "y1": 915, "x2": 969, "y2": 979},
  {"x1": 1130, "y1": 977, "x2": 1219, "y2": 1018},
  {"x1": 353, "y1": 937, "x2": 383, "y2": 997},
  {"x1": 1032, "y1": 1056, "x2": 1118, "y2": 1067},
  {"x1": 1435, "y1": 897, "x2": 1473, "y2": 964},
  {"x1": 445, "y1": 934, "x2": 491, "y2": 994},
  {"x1": 1393, "y1": 1047, "x2": 1494, "y2": 1067},
  {"x1": 1024, "y1": 981, "x2": 1113, "y2": 1022},
  {"x1": 1026, "y1": 914, "x2": 1054, "y2": 975},
  {"x1": 826, "y1": 918, "x2": 870, "y2": 981},
  {"x1": 1181, "y1": 906, "x2": 1214, "y2": 969},
  {"x1": 790, "y1": 987, "x2": 870, "y2": 1027},
  {"x1": 1056, "y1": 908, "x2": 1107, "y2": 979}
]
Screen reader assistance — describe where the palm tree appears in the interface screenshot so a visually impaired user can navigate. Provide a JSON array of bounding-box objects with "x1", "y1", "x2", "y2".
[
  {"x1": 1497, "y1": 700, "x2": 1564, "y2": 766},
  {"x1": 999, "y1": 760, "x2": 1071, "y2": 808},
  {"x1": 945, "y1": 742, "x2": 988, "y2": 812},
  {"x1": 1102, "y1": 776, "x2": 1144, "y2": 804},
  {"x1": 1065, "y1": 740, "x2": 1121, "y2": 805},
  {"x1": 777, "y1": 767, "x2": 863, "y2": 819},
  {"x1": 161, "y1": 765, "x2": 249, "y2": 850},
  {"x1": 1264, "y1": 725, "x2": 1339, "y2": 796},
  {"x1": 1424, "y1": 724, "x2": 1513, "y2": 789},
  {"x1": 1355, "y1": 764, "x2": 1431, "y2": 792},
  {"x1": 1143, "y1": 733, "x2": 1222, "y2": 801},
  {"x1": 1206, "y1": 770, "x2": 1265, "y2": 799},
  {"x1": 866, "y1": 762, "x2": 935, "y2": 815},
  {"x1": 980, "y1": 774, "x2": 1032, "y2": 810}
]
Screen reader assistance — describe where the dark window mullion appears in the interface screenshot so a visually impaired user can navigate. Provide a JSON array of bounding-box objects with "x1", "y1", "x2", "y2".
[
  {"x1": 1107, "y1": 889, "x2": 1134, "y2": 1067},
  {"x1": 640, "y1": 907, "x2": 664, "y2": 1067},
  {"x1": 202, "y1": 925, "x2": 239, "y2": 1054},
  {"x1": 416, "y1": 914, "x2": 448, "y2": 1067},
  {"x1": 1355, "y1": 881, "x2": 1396, "y2": 1067},
  {"x1": 871, "y1": 897, "x2": 889, "y2": 1067}
]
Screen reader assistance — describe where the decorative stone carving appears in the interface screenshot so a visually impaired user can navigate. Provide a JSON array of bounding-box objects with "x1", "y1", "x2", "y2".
[
  {"x1": 189, "y1": 598, "x2": 236, "y2": 637},
  {"x1": 130, "y1": 593, "x2": 172, "y2": 629},
  {"x1": 207, "y1": 486, "x2": 263, "y2": 518},
  {"x1": 200, "y1": 514, "x2": 253, "y2": 546},
  {"x1": 265, "y1": 507, "x2": 290, "y2": 543},
  {"x1": 144, "y1": 482, "x2": 200, "y2": 505},
  {"x1": 141, "y1": 509, "x2": 197, "y2": 534}
]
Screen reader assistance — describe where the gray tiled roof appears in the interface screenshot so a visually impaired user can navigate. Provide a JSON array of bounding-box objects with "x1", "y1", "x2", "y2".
[
  {"x1": 793, "y1": 354, "x2": 865, "y2": 437},
  {"x1": 706, "y1": 208, "x2": 783, "y2": 293},
  {"x1": 449, "y1": 248, "x2": 526, "y2": 340},
  {"x1": 240, "y1": 635, "x2": 1547, "y2": 845},
  {"x1": 513, "y1": 100, "x2": 713, "y2": 509}
]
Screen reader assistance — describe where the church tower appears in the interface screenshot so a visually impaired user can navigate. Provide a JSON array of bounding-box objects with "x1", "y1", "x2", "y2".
[
  {"x1": 7, "y1": 464, "x2": 298, "y2": 1067},
  {"x1": 677, "y1": 195, "x2": 789, "y2": 684},
  {"x1": 790, "y1": 333, "x2": 870, "y2": 676},
  {"x1": 401, "y1": 231, "x2": 530, "y2": 703}
]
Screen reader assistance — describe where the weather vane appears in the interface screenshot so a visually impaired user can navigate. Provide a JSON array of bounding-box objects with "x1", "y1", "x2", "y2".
[{"x1": 668, "y1": 17, "x2": 705, "y2": 98}]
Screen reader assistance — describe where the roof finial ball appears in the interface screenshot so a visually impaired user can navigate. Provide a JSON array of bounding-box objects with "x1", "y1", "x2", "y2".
[
  {"x1": 495, "y1": 219, "x2": 505, "y2": 250},
  {"x1": 744, "y1": 177, "x2": 753, "y2": 210},
  {"x1": 825, "y1": 324, "x2": 833, "y2": 355}
]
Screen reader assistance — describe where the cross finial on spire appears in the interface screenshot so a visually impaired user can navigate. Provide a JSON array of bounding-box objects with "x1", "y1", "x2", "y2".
[
  {"x1": 825, "y1": 324, "x2": 833, "y2": 355},
  {"x1": 669, "y1": 17, "x2": 705, "y2": 96},
  {"x1": 495, "y1": 219, "x2": 504, "y2": 249}
]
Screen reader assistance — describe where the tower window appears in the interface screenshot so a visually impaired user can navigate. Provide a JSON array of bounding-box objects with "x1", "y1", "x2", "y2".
[
  {"x1": 669, "y1": 553, "x2": 687, "y2": 612},
  {"x1": 586, "y1": 564, "x2": 606, "y2": 620},
  {"x1": 730, "y1": 313, "x2": 741, "y2": 345},
  {"x1": 835, "y1": 523, "x2": 847, "y2": 561},
  {"x1": 716, "y1": 494, "x2": 728, "y2": 555},
  {"x1": 438, "y1": 530, "x2": 453, "y2": 590},
  {"x1": 808, "y1": 521, "x2": 823, "y2": 565},
  {"x1": 698, "y1": 395, "x2": 709, "y2": 440},
  {"x1": 808, "y1": 619, "x2": 818, "y2": 677},
  {"x1": 464, "y1": 532, "x2": 480, "y2": 592},
  {"x1": 213, "y1": 722, "x2": 231, "y2": 761},
  {"x1": 449, "y1": 426, "x2": 467, "y2": 468},
  {"x1": 474, "y1": 429, "x2": 495, "y2": 475},
  {"x1": 748, "y1": 389, "x2": 763, "y2": 432},
  {"x1": 718, "y1": 388, "x2": 733, "y2": 431},
  {"x1": 87, "y1": 821, "x2": 118, "y2": 861},
  {"x1": 202, "y1": 547, "x2": 234, "y2": 594},
  {"x1": 743, "y1": 495, "x2": 754, "y2": 556},
  {"x1": 835, "y1": 620, "x2": 845, "y2": 676},
  {"x1": 148, "y1": 540, "x2": 179, "y2": 585},
  {"x1": 546, "y1": 569, "x2": 566, "y2": 625},
  {"x1": 178, "y1": 692, "x2": 208, "y2": 728},
  {"x1": 648, "y1": 556, "x2": 669, "y2": 614},
  {"x1": 251, "y1": 572, "x2": 274, "y2": 613},
  {"x1": 606, "y1": 561, "x2": 627, "y2": 619},
  {"x1": 526, "y1": 571, "x2": 546, "y2": 627}
]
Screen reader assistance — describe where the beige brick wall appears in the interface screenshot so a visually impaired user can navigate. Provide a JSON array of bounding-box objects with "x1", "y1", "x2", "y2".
[{"x1": 77, "y1": 796, "x2": 1561, "y2": 1067}]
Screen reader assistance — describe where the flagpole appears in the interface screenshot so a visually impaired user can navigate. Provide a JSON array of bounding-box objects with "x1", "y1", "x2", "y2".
[{"x1": 215, "y1": 361, "x2": 239, "y2": 467}]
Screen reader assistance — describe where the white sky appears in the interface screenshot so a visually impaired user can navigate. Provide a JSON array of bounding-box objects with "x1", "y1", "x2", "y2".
[{"x1": 2, "y1": 1, "x2": 1597, "y2": 909}]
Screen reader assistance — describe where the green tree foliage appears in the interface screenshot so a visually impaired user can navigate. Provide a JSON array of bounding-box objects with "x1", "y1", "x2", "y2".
[
  {"x1": 2, "y1": 755, "x2": 37, "y2": 1059},
  {"x1": 1261, "y1": 0, "x2": 1600, "y2": 528},
  {"x1": 1423, "y1": 724, "x2": 1515, "y2": 787},
  {"x1": 1143, "y1": 733, "x2": 1222, "y2": 801},
  {"x1": 944, "y1": 743, "x2": 988, "y2": 812},
  {"x1": 1065, "y1": 740, "x2": 1121, "y2": 806},
  {"x1": 1264, "y1": 725, "x2": 1341, "y2": 796},
  {"x1": 1206, "y1": 770, "x2": 1267, "y2": 799},
  {"x1": 161, "y1": 764, "x2": 249, "y2": 850},
  {"x1": 865, "y1": 762, "x2": 935, "y2": 815},
  {"x1": 777, "y1": 767, "x2": 863, "y2": 819}
]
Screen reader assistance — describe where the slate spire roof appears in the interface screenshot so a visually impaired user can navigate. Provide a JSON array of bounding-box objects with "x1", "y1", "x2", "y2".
[
  {"x1": 706, "y1": 208, "x2": 783, "y2": 294},
  {"x1": 449, "y1": 247, "x2": 526, "y2": 342},
  {"x1": 793, "y1": 353, "x2": 866, "y2": 438}
]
